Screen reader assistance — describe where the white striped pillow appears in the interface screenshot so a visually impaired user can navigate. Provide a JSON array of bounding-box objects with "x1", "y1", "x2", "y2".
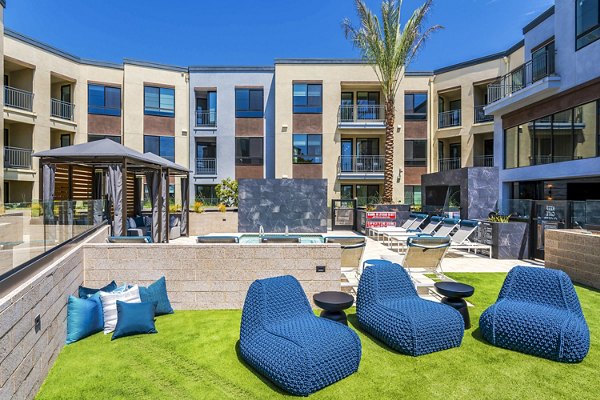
[{"x1": 99, "y1": 285, "x2": 141, "y2": 334}]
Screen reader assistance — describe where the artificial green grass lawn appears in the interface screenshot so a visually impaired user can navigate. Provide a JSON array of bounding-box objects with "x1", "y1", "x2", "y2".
[{"x1": 37, "y1": 273, "x2": 600, "y2": 400}]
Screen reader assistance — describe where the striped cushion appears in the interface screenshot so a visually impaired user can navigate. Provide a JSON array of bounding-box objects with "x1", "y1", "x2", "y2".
[{"x1": 99, "y1": 285, "x2": 141, "y2": 334}]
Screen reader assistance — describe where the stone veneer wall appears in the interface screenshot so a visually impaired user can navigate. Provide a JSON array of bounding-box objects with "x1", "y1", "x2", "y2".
[
  {"x1": 0, "y1": 226, "x2": 109, "y2": 400},
  {"x1": 238, "y1": 179, "x2": 328, "y2": 233},
  {"x1": 83, "y1": 243, "x2": 341, "y2": 309},
  {"x1": 545, "y1": 229, "x2": 600, "y2": 290}
]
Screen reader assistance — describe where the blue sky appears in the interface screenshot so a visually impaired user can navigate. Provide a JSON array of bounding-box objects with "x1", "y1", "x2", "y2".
[{"x1": 4, "y1": 0, "x2": 554, "y2": 71}]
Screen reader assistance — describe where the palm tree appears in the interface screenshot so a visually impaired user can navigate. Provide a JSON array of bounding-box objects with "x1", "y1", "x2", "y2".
[{"x1": 343, "y1": 0, "x2": 441, "y2": 203}]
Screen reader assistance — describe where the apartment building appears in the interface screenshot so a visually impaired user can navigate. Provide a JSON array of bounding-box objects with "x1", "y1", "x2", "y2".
[
  {"x1": 484, "y1": 0, "x2": 600, "y2": 258},
  {"x1": 0, "y1": 27, "x2": 188, "y2": 207},
  {"x1": 188, "y1": 67, "x2": 275, "y2": 203},
  {"x1": 273, "y1": 60, "x2": 432, "y2": 206}
]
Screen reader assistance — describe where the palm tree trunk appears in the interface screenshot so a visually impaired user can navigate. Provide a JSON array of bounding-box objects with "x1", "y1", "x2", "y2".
[{"x1": 383, "y1": 98, "x2": 395, "y2": 203}]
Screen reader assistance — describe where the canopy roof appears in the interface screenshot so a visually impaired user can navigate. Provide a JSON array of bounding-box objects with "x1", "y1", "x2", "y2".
[{"x1": 33, "y1": 139, "x2": 189, "y2": 174}]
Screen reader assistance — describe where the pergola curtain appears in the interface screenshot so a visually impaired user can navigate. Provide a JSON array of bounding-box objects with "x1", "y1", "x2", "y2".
[
  {"x1": 106, "y1": 164, "x2": 124, "y2": 236},
  {"x1": 161, "y1": 170, "x2": 168, "y2": 242},
  {"x1": 145, "y1": 171, "x2": 161, "y2": 243},
  {"x1": 42, "y1": 164, "x2": 56, "y2": 222},
  {"x1": 181, "y1": 177, "x2": 189, "y2": 236}
]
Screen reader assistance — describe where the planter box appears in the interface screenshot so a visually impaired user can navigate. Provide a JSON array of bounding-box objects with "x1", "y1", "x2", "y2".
[
  {"x1": 477, "y1": 221, "x2": 529, "y2": 259},
  {"x1": 189, "y1": 210, "x2": 238, "y2": 236}
]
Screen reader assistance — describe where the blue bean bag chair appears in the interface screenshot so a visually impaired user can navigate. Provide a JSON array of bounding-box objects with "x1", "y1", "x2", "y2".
[
  {"x1": 356, "y1": 263, "x2": 464, "y2": 356},
  {"x1": 480, "y1": 266, "x2": 590, "y2": 363},
  {"x1": 239, "y1": 275, "x2": 361, "y2": 396}
]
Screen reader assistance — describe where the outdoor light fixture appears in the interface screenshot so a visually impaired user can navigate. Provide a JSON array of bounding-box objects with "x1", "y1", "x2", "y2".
[{"x1": 282, "y1": 124, "x2": 288, "y2": 132}]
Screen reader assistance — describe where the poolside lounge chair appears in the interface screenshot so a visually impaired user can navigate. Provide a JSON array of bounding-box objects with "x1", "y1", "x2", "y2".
[
  {"x1": 325, "y1": 237, "x2": 367, "y2": 289},
  {"x1": 240, "y1": 275, "x2": 361, "y2": 396},
  {"x1": 356, "y1": 263, "x2": 464, "y2": 356},
  {"x1": 368, "y1": 213, "x2": 426, "y2": 239},
  {"x1": 448, "y1": 220, "x2": 492, "y2": 258},
  {"x1": 196, "y1": 236, "x2": 239, "y2": 243},
  {"x1": 383, "y1": 216, "x2": 445, "y2": 248},
  {"x1": 107, "y1": 236, "x2": 152, "y2": 243},
  {"x1": 402, "y1": 236, "x2": 451, "y2": 281},
  {"x1": 480, "y1": 266, "x2": 590, "y2": 363}
]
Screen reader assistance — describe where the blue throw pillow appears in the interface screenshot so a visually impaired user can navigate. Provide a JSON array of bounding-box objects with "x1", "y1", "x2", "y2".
[
  {"x1": 66, "y1": 295, "x2": 103, "y2": 344},
  {"x1": 87, "y1": 292, "x2": 104, "y2": 327},
  {"x1": 112, "y1": 301, "x2": 158, "y2": 340},
  {"x1": 79, "y1": 280, "x2": 117, "y2": 298},
  {"x1": 139, "y1": 276, "x2": 174, "y2": 315}
]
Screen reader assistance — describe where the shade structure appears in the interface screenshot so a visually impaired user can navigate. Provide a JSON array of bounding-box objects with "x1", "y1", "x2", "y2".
[{"x1": 33, "y1": 139, "x2": 190, "y2": 242}]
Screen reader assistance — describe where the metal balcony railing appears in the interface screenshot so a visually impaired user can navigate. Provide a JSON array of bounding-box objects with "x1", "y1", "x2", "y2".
[
  {"x1": 338, "y1": 105, "x2": 385, "y2": 124},
  {"x1": 235, "y1": 157, "x2": 263, "y2": 166},
  {"x1": 51, "y1": 98, "x2": 75, "y2": 121},
  {"x1": 195, "y1": 110, "x2": 217, "y2": 127},
  {"x1": 195, "y1": 158, "x2": 217, "y2": 175},
  {"x1": 438, "y1": 110, "x2": 461, "y2": 128},
  {"x1": 438, "y1": 157, "x2": 461, "y2": 171},
  {"x1": 4, "y1": 86, "x2": 34, "y2": 111},
  {"x1": 474, "y1": 105, "x2": 493, "y2": 123},
  {"x1": 4, "y1": 146, "x2": 33, "y2": 169},
  {"x1": 487, "y1": 49, "x2": 556, "y2": 104},
  {"x1": 337, "y1": 155, "x2": 385, "y2": 174},
  {"x1": 474, "y1": 155, "x2": 494, "y2": 167}
]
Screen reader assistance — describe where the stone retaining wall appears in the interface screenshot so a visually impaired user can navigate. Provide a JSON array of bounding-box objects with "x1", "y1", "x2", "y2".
[
  {"x1": 188, "y1": 211, "x2": 238, "y2": 236},
  {"x1": 83, "y1": 243, "x2": 341, "y2": 309},
  {"x1": 0, "y1": 226, "x2": 108, "y2": 400},
  {"x1": 545, "y1": 229, "x2": 600, "y2": 289}
]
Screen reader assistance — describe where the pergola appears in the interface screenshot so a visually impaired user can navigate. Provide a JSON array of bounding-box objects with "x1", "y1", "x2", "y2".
[{"x1": 33, "y1": 139, "x2": 190, "y2": 243}]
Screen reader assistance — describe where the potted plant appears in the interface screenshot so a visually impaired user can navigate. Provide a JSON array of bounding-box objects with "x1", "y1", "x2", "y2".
[{"x1": 480, "y1": 213, "x2": 529, "y2": 259}]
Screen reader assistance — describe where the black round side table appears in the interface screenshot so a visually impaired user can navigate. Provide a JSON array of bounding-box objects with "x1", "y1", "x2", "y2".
[
  {"x1": 313, "y1": 291, "x2": 355, "y2": 325},
  {"x1": 434, "y1": 281, "x2": 475, "y2": 329}
]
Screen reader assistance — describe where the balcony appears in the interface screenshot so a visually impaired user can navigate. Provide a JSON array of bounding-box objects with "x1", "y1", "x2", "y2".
[
  {"x1": 485, "y1": 49, "x2": 560, "y2": 115},
  {"x1": 337, "y1": 155, "x2": 384, "y2": 179},
  {"x1": 438, "y1": 157, "x2": 461, "y2": 171},
  {"x1": 474, "y1": 105, "x2": 493, "y2": 123},
  {"x1": 438, "y1": 110, "x2": 461, "y2": 129},
  {"x1": 4, "y1": 146, "x2": 32, "y2": 169},
  {"x1": 195, "y1": 110, "x2": 217, "y2": 128},
  {"x1": 337, "y1": 105, "x2": 385, "y2": 128},
  {"x1": 4, "y1": 86, "x2": 34, "y2": 112},
  {"x1": 474, "y1": 155, "x2": 494, "y2": 167},
  {"x1": 51, "y1": 98, "x2": 75, "y2": 121},
  {"x1": 195, "y1": 158, "x2": 217, "y2": 175}
]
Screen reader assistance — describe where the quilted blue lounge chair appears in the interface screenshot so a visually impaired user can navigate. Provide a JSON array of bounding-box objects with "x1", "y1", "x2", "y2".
[
  {"x1": 356, "y1": 263, "x2": 464, "y2": 356},
  {"x1": 239, "y1": 275, "x2": 361, "y2": 396},
  {"x1": 479, "y1": 266, "x2": 590, "y2": 363}
]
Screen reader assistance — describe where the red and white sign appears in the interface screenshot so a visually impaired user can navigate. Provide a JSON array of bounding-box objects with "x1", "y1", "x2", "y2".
[
  {"x1": 366, "y1": 220, "x2": 397, "y2": 228},
  {"x1": 366, "y1": 212, "x2": 396, "y2": 220}
]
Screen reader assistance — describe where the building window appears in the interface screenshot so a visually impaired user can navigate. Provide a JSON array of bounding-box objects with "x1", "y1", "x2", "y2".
[
  {"x1": 293, "y1": 83, "x2": 322, "y2": 113},
  {"x1": 341, "y1": 185, "x2": 353, "y2": 199},
  {"x1": 195, "y1": 185, "x2": 217, "y2": 205},
  {"x1": 404, "y1": 140, "x2": 427, "y2": 166},
  {"x1": 503, "y1": 100, "x2": 600, "y2": 169},
  {"x1": 196, "y1": 91, "x2": 217, "y2": 126},
  {"x1": 144, "y1": 86, "x2": 175, "y2": 117},
  {"x1": 235, "y1": 137, "x2": 264, "y2": 165},
  {"x1": 88, "y1": 134, "x2": 121, "y2": 144},
  {"x1": 356, "y1": 185, "x2": 380, "y2": 206},
  {"x1": 293, "y1": 134, "x2": 322, "y2": 164},
  {"x1": 144, "y1": 135, "x2": 175, "y2": 162},
  {"x1": 405, "y1": 185, "x2": 422, "y2": 206},
  {"x1": 235, "y1": 88, "x2": 264, "y2": 118},
  {"x1": 60, "y1": 134, "x2": 71, "y2": 147},
  {"x1": 88, "y1": 84, "x2": 121, "y2": 116},
  {"x1": 404, "y1": 93, "x2": 427, "y2": 120},
  {"x1": 576, "y1": 0, "x2": 600, "y2": 50}
]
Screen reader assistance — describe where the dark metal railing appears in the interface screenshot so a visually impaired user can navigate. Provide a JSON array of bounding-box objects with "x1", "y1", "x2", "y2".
[
  {"x1": 474, "y1": 105, "x2": 493, "y2": 123},
  {"x1": 338, "y1": 105, "x2": 385, "y2": 124},
  {"x1": 4, "y1": 146, "x2": 33, "y2": 168},
  {"x1": 438, "y1": 110, "x2": 461, "y2": 128},
  {"x1": 474, "y1": 155, "x2": 494, "y2": 167},
  {"x1": 438, "y1": 157, "x2": 461, "y2": 171},
  {"x1": 4, "y1": 86, "x2": 34, "y2": 111},
  {"x1": 195, "y1": 158, "x2": 217, "y2": 175},
  {"x1": 337, "y1": 155, "x2": 385, "y2": 174},
  {"x1": 51, "y1": 98, "x2": 75, "y2": 121},
  {"x1": 487, "y1": 49, "x2": 556, "y2": 104},
  {"x1": 195, "y1": 110, "x2": 217, "y2": 127}
]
